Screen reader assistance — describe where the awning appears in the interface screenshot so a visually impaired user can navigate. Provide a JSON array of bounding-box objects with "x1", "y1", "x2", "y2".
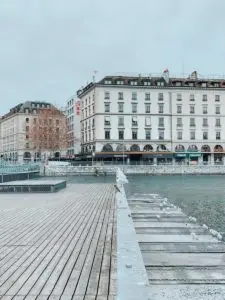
[
  {"x1": 95, "y1": 153, "x2": 128, "y2": 158},
  {"x1": 175, "y1": 153, "x2": 186, "y2": 158},
  {"x1": 143, "y1": 153, "x2": 174, "y2": 159},
  {"x1": 188, "y1": 152, "x2": 201, "y2": 157}
]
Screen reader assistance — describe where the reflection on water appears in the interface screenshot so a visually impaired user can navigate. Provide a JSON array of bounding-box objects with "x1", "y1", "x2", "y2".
[{"x1": 47, "y1": 174, "x2": 225, "y2": 232}]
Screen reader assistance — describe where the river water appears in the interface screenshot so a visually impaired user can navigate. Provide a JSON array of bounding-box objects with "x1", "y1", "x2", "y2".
[{"x1": 49, "y1": 174, "x2": 225, "y2": 233}]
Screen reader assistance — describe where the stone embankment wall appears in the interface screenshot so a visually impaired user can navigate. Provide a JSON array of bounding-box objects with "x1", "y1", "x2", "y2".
[{"x1": 42, "y1": 164, "x2": 225, "y2": 176}]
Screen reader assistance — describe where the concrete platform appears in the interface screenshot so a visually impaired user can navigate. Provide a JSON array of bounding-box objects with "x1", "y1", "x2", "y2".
[
  {"x1": 0, "y1": 180, "x2": 66, "y2": 193},
  {"x1": 128, "y1": 193, "x2": 225, "y2": 300}
]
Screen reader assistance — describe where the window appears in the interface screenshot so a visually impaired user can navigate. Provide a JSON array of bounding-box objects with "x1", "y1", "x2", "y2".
[
  {"x1": 215, "y1": 95, "x2": 220, "y2": 102},
  {"x1": 157, "y1": 81, "x2": 164, "y2": 87},
  {"x1": 177, "y1": 105, "x2": 182, "y2": 113},
  {"x1": 216, "y1": 132, "x2": 221, "y2": 140},
  {"x1": 26, "y1": 142, "x2": 29, "y2": 149},
  {"x1": 118, "y1": 92, "x2": 123, "y2": 100},
  {"x1": 145, "y1": 130, "x2": 151, "y2": 140},
  {"x1": 158, "y1": 104, "x2": 164, "y2": 113},
  {"x1": 26, "y1": 118, "x2": 29, "y2": 123},
  {"x1": 26, "y1": 134, "x2": 29, "y2": 140},
  {"x1": 177, "y1": 93, "x2": 182, "y2": 101},
  {"x1": 202, "y1": 105, "x2": 208, "y2": 114},
  {"x1": 202, "y1": 94, "x2": 207, "y2": 101},
  {"x1": 105, "y1": 131, "x2": 110, "y2": 140},
  {"x1": 203, "y1": 118, "x2": 208, "y2": 127},
  {"x1": 104, "y1": 103, "x2": 110, "y2": 113},
  {"x1": 118, "y1": 116, "x2": 124, "y2": 126},
  {"x1": 132, "y1": 103, "x2": 137, "y2": 113},
  {"x1": 215, "y1": 106, "x2": 220, "y2": 114},
  {"x1": 144, "y1": 81, "x2": 151, "y2": 86},
  {"x1": 118, "y1": 131, "x2": 124, "y2": 140},
  {"x1": 92, "y1": 105, "x2": 95, "y2": 113},
  {"x1": 26, "y1": 126, "x2": 29, "y2": 131},
  {"x1": 104, "y1": 80, "x2": 112, "y2": 84},
  {"x1": 158, "y1": 117, "x2": 164, "y2": 127},
  {"x1": 117, "y1": 80, "x2": 124, "y2": 85},
  {"x1": 118, "y1": 103, "x2": 124, "y2": 113},
  {"x1": 33, "y1": 118, "x2": 37, "y2": 124},
  {"x1": 158, "y1": 130, "x2": 164, "y2": 140},
  {"x1": 145, "y1": 93, "x2": 150, "y2": 101},
  {"x1": 190, "y1": 118, "x2": 195, "y2": 127},
  {"x1": 132, "y1": 117, "x2": 138, "y2": 126},
  {"x1": 92, "y1": 119, "x2": 95, "y2": 127},
  {"x1": 203, "y1": 132, "x2": 208, "y2": 140},
  {"x1": 132, "y1": 131, "x2": 138, "y2": 140},
  {"x1": 104, "y1": 92, "x2": 110, "y2": 99},
  {"x1": 190, "y1": 105, "x2": 195, "y2": 114},
  {"x1": 145, "y1": 104, "x2": 151, "y2": 113},
  {"x1": 215, "y1": 118, "x2": 221, "y2": 127},
  {"x1": 145, "y1": 117, "x2": 151, "y2": 126},
  {"x1": 177, "y1": 131, "x2": 182, "y2": 140},
  {"x1": 190, "y1": 131, "x2": 195, "y2": 140},
  {"x1": 104, "y1": 116, "x2": 110, "y2": 126},
  {"x1": 190, "y1": 94, "x2": 195, "y2": 101},
  {"x1": 177, "y1": 118, "x2": 182, "y2": 127},
  {"x1": 130, "y1": 81, "x2": 137, "y2": 86},
  {"x1": 132, "y1": 92, "x2": 137, "y2": 100},
  {"x1": 158, "y1": 93, "x2": 164, "y2": 101}
]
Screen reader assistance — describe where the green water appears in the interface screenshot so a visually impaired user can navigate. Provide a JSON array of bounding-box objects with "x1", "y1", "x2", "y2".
[{"x1": 49, "y1": 175, "x2": 225, "y2": 232}]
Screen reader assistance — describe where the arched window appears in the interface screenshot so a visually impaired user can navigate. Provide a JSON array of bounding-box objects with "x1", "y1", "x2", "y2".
[
  {"x1": 23, "y1": 152, "x2": 31, "y2": 160},
  {"x1": 175, "y1": 145, "x2": 185, "y2": 152},
  {"x1": 143, "y1": 144, "x2": 153, "y2": 152},
  {"x1": 102, "y1": 144, "x2": 113, "y2": 152},
  {"x1": 116, "y1": 144, "x2": 126, "y2": 152},
  {"x1": 188, "y1": 145, "x2": 198, "y2": 151},
  {"x1": 130, "y1": 144, "x2": 140, "y2": 152},
  {"x1": 157, "y1": 144, "x2": 167, "y2": 151},
  {"x1": 201, "y1": 145, "x2": 211, "y2": 152},
  {"x1": 214, "y1": 145, "x2": 223, "y2": 152},
  {"x1": 54, "y1": 152, "x2": 60, "y2": 158}
]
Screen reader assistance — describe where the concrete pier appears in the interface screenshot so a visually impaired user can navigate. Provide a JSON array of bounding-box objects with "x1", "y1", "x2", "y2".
[{"x1": 128, "y1": 193, "x2": 225, "y2": 299}]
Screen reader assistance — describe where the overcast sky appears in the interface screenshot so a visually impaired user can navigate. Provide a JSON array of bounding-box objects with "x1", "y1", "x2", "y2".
[{"x1": 0, "y1": 0, "x2": 225, "y2": 113}]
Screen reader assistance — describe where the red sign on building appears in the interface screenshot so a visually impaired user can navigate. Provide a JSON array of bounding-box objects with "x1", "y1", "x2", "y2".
[{"x1": 75, "y1": 100, "x2": 80, "y2": 115}]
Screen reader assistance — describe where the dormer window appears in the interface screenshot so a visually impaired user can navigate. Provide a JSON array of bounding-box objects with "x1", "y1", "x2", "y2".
[
  {"x1": 104, "y1": 80, "x2": 112, "y2": 84},
  {"x1": 130, "y1": 81, "x2": 138, "y2": 86},
  {"x1": 157, "y1": 81, "x2": 165, "y2": 87},
  {"x1": 116, "y1": 80, "x2": 124, "y2": 85}
]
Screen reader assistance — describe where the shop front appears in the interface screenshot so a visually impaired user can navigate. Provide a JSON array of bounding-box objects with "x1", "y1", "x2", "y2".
[
  {"x1": 187, "y1": 152, "x2": 201, "y2": 164},
  {"x1": 174, "y1": 152, "x2": 186, "y2": 164},
  {"x1": 143, "y1": 153, "x2": 174, "y2": 165}
]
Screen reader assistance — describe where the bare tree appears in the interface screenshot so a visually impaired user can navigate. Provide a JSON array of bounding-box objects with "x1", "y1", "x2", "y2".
[{"x1": 29, "y1": 107, "x2": 69, "y2": 160}]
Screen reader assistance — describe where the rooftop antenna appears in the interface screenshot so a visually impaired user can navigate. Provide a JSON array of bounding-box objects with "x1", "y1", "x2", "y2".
[{"x1": 93, "y1": 70, "x2": 98, "y2": 83}]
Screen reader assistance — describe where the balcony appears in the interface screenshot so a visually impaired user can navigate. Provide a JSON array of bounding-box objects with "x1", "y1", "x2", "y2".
[{"x1": 176, "y1": 124, "x2": 183, "y2": 128}]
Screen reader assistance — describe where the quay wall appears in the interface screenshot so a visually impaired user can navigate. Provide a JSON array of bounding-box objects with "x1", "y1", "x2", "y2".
[{"x1": 42, "y1": 164, "x2": 225, "y2": 176}]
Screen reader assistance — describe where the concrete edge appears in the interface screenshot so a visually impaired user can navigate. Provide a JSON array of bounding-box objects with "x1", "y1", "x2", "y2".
[{"x1": 116, "y1": 184, "x2": 150, "y2": 300}]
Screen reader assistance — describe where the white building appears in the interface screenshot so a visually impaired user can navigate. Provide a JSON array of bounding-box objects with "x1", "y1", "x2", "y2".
[
  {"x1": 66, "y1": 95, "x2": 81, "y2": 156},
  {"x1": 0, "y1": 101, "x2": 67, "y2": 163},
  {"x1": 77, "y1": 71, "x2": 225, "y2": 164}
]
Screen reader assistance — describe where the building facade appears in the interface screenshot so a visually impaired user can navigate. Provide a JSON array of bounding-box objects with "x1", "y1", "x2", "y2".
[
  {"x1": 77, "y1": 71, "x2": 225, "y2": 164},
  {"x1": 66, "y1": 95, "x2": 81, "y2": 156},
  {"x1": 0, "y1": 101, "x2": 67, "y2": 162}
]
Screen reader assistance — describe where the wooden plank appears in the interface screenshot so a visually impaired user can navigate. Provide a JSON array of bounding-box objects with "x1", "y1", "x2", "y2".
[
  {"x1": 0, "y1": 184, "x2": 116, "y2": 299},
  {"x1": 59, "y1": 189, "x2": 109, "y2": 297},
  {"x1": 42, "y1": 188, "x2": 106, "y2": 297}
]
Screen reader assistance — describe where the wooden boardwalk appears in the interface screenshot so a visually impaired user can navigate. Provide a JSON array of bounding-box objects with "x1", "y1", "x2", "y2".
[{"x1": 0, "y1": 184, "x2": 116, "y2": 300}]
